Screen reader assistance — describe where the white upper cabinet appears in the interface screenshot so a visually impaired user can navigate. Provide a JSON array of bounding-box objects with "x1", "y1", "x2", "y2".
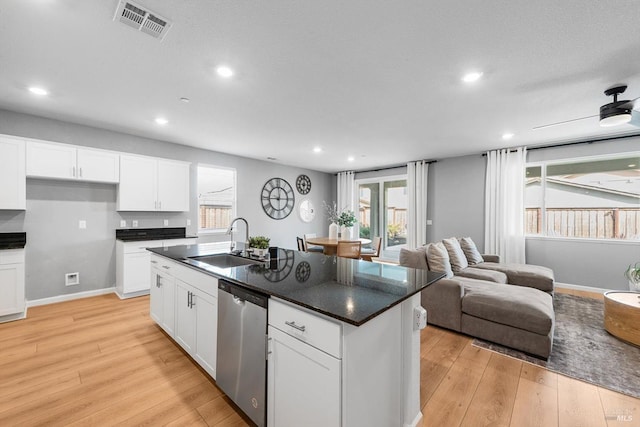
[
  {"x1": 0, "y1": 135, "x2": 26, "y2": 210},
  {"x1": 26, "y1": 140, "x2": 119, "y2": 183},
  {"x1": 118, "y1": 154, "x2": 190, "y2": 212}
]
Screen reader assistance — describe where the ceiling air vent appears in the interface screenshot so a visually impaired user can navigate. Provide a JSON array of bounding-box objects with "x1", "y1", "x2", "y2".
[{"x1": 113, "y1": 0, "x2": 172, "y2": 41}]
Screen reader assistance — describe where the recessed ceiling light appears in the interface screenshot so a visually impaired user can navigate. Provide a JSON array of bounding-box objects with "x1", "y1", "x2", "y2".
[
  {"x1": 502, "y1": 132, "x2": 514, "y2": 140},
  {"x1": 313, "y1": 147, "x2": 322, "y2": 153},
  {"x1": 347, "y1": 156, "x2": 355, "y2": 162},
  {"x1": 155, "y1": 117, "x2": 168, "y2": 125},
  {"x1": 28, "y1": 86, "x2": 48, "y2": 96},
  {"x1": 180, "y1": 97, "x2": 190, "y2": 103},
  {"x1": 629, "y1": 164, "x2": 637, "y2": 168},
  {"x1": 216, "y1": 66, "x2": 234, "y2": 78},
  {"x1": 462, "y1": 72, "x2": 483, "y2": 83},
  {"x1": 267, "y1": 157, "x2": 277, "y2": 161}
]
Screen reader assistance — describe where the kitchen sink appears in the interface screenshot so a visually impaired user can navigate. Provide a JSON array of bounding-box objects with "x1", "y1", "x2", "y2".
[{"x1": 186, "y1": 254, "x2": 263, "y2": 269}]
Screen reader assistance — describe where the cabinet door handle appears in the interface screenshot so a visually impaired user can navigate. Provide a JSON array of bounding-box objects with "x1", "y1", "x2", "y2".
[
  {"x1": 156, "y1": 275, "x2": 161, "y2": 287},
  {"x1": 187, "y1": 291, "x2": 191, "y2": 308},
  {"x1": 158, "y1": 201, "x2": 162, "y2": 210},
  {"x1": 190, "y1": 293, "x2": 195, "y2": 308},
  {"x1": 162, "y1": 265, "x2": 170, "y2": 270},
  {"x1": 285, "y1": 321, "x2": 306, "y2": 332},
  {"x1": 79, "y1": 167, "x2": 83, "y2": 178},
  {"x1": 151, "y1": 260, "x2": 158, "y2": 264},
  {"x1": 72, "y1": 166, "x2": 76, "y2": 177}
]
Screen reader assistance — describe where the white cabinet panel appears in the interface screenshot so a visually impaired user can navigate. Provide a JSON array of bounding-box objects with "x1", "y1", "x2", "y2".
[
  {"x1": 26, "y1": 141, "x2": 76, "y2": 179},
  {"x1": 157, "y1": 160, "x2": 190, "y2": 212},
  {"x1": 194, "y1": 287, "x2": 217, "y2": 379},
  {"x1": 150, "y1": 265, "x2": 176, "y2": 336},
  {"x1": 267, "y1": 326, "x2": 341, "y2": 427},
  {"x1": 175, "y1": 280, "x2": 197, "y2": 353},
  {"x1": 118, "y1": 154, "x2": 157, "y2": 211},
  {"x1": 0, "y1": 249, "x2": 26, "y2": 318},
  {"x1": 77, "y1": 148, "x2": 119, "y2": 183},
  {"x1": 0, "y1": 136, "x2": 26, "y2": 210}
]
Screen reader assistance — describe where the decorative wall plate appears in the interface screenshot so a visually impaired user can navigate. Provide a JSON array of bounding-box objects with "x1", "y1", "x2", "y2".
[
  {"x1": 298, "y1": 199, "x2": 315, "y2": 223},
  {"x1": 261, "y1": 178, "x2": 295, "y2": 220},
  {"x1": 295, "y1": 174, "x2": 311, "y2": 195}
]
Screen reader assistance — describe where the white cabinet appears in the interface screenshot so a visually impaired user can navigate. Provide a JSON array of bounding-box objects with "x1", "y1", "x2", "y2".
[
  {"x1": 0, "y1": 249, "x2": 26, "y2": 322},
  {"x1": 0, "y1": 136, "x2": 26, "y2": 210},
  {"x1": 26, "y1": 140, "x2": 119, "y2": 183},
  {"x1": 175, "y1": 279, "x2": 217, "y2": 378},
  {"x1": 116, "y1": 238, "x2": 196, "y2": 299},
  {"x1": 149, "y1": 256, "x2": 218, "y2": 379},
  {"x1": 150, "y1": 261, "x2": 176, "y2": 336},
  {"x1": 267, "y1": 325, "x2": 341, "y2": 427},
  {"x1": 118, "y1": 154, "x2": 190, "y2": 212}
]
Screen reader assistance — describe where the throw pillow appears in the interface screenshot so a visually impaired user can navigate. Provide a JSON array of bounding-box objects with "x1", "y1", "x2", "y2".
[
  {"x1": 458, "y1": 237, "x2": 484, "y2": 265},
  {"x1": 426, "y1": 242, "x2": 453, "y2": 278},
  {"x1": 399, "y1": 247, "x2": 429, "y2": 270},
  {"x1": 442, "y1": 237, "x2": 469, "y2": 272}
]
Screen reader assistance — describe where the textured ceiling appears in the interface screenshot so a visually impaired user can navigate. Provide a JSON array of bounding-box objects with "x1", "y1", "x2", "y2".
[{"x1": 1, "y1": 0, "x2": 639, "y2": 173}]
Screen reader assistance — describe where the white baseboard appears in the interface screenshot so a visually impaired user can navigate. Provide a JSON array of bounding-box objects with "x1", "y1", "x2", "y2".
[
  {"x1": 115, "y1": 289, "x2": 150, "y2": 300},
  {"x1": 554, "y1": 282, "x2": 613, "y2": 294},
  {"x1": 26, "y1": 287, "x2": 116, "y2": 307}
]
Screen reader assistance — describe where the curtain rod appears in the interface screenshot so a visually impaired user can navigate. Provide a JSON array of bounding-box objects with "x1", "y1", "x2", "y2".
[
  {"x1": 344, "y1": 159, "x2": 437, "y2": 175},
  {"x1": 482, "y1": 132, "x2": 640, "y2": 156}
]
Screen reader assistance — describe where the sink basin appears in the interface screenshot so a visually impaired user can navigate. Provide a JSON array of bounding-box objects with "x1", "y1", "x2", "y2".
[{"x1": 186, "y1": 254, "x2": 263, "y2": 269}]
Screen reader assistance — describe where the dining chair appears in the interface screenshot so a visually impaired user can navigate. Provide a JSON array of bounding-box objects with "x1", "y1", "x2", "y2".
[
  {"x1": 360, "y1": 236, "x2": 381, "y2": 262},
  {"x1": 336, "y1": 240, "x2": 362, "y2": 259},
  {"x1": 303, "y1": 233, "x2": 323, "y2": 253},
  {"x1": 296, "y1": 236, "x2": 305, "y2": 252}
]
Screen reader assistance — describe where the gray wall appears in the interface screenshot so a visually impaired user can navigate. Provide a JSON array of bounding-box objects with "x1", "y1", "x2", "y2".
[{"x1": 0, "y1": 109, "x2": 333, "y2": 300}]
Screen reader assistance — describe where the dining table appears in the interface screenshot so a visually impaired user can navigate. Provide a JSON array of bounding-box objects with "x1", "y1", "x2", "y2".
[{"x1": 305, "y1": 237, "x2": 372, "y2": 256}]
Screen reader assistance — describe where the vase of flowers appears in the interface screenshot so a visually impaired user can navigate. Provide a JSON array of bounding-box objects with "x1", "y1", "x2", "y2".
[
  {"x1": 323, "y1": 201, "x2": 340, "y2": 239},
  {"x1": 338, "y1": 210, "x2": 357, "y2": 240},
  {"x1": 323, "y1": 202, "x2": 358, "y2": 240},
  {"x1": 625, "y1": 263, "x2": 640, "y2": 292}
]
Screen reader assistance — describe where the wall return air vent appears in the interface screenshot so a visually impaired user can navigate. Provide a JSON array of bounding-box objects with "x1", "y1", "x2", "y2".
[{"x1": 113, "y1": 0, "x2": 172, "y2": 41}]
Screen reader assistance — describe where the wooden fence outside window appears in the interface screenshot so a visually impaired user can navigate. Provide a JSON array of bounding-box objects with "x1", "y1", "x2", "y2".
[{"x1": 525, "y1": 207, "x2": 640, "y2": 239}]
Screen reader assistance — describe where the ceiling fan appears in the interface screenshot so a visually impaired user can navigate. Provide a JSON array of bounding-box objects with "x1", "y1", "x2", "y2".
[{"x1": 533, "y1": 85, "x2": 639, "y2": 130}]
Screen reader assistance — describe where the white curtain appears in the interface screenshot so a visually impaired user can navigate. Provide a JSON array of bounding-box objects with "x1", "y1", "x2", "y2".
[
  {"x1": 337, "y1": 171, "x2": 356, "y2": 233},
  {"x1": 484, "y1": 147, "x2": 527, "y2": 263},
  {"x1": 406, "y1": 161, "x2": 429, "y2": 248}
]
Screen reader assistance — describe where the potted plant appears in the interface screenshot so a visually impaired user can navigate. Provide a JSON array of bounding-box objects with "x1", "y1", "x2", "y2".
[
  {"x1": 249, "y1": 236, "x2": 270, "y2": 258},
  {"x1": 337, "y1": 210, "x2": 357, "y2": 240},
  {"x1": 624, "y1": 262, "x2": 640, "y2": 292}
]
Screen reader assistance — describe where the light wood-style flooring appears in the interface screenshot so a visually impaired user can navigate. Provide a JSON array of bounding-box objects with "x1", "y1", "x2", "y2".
[{"x1": 0, "y1": 288, "x2": 637, "y2": 426}]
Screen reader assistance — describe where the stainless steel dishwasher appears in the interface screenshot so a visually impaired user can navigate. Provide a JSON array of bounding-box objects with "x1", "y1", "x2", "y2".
[{"x1": 217, "y1": 279, "x2": 269, "y2": 427}]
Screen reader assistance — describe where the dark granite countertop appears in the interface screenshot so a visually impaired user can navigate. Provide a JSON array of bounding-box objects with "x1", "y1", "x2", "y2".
[
  {"x1": 116, "y1": 227, "x2": 197, "y2": 242},
  {"x1": 148, "y1": 244, "x2": 444, "y2": 326},
  {"x1": 0, "y1": 232, "x2": 27, "y2": 249}
]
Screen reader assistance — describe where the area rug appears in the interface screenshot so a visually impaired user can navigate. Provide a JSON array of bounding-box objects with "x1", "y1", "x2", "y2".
[{"x1": 472, "y1": 293, "x2": 640, "y2": 399}]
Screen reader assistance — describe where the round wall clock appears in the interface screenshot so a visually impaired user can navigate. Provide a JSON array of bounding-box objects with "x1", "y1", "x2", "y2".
[
  {"x1": 296, "y1": 174, "x2": 312, "y2": 195},
  {"x1": 261, "y1": 178, "x2": 295, "y2": 220},
  {"x1": 298, "y1": 199, "x2": 315, "y2": 223}
]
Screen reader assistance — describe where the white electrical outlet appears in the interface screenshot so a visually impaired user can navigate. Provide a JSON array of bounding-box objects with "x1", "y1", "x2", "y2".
[
  {"x1": 79, "y1": 220, "x2": 87, "y2": 229},
  {"x1": 186, "y1": 219, "x2": 191, "y2": 226},
  {"x1": 426, "y1": 219, "x2": 433, "y2": 225},
  {"x1": 120, "y1": 220, "x2": 126, "y2": 228},
  {"x1": 132, "y1": 220, "x2": 139, "y2": 227},
  {"x1": 65, "y1": 272, "x2": 80, "y2": 286},
  {"x1": 414, "y1": 306, "x2": 427, "y2": 330},
  {"x1": 164, "y1": 219, "x2": 169, "y2": 226}
]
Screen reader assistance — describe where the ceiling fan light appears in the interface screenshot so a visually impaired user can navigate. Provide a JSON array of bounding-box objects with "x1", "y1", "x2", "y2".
[{"x1": 599, "y1": 102, "x2": 632, "y2": 127}]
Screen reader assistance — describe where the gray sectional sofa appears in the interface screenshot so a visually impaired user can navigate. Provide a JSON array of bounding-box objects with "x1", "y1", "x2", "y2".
[{"x1": 400, "y1": 238, "x2": 555, "y2": 359}]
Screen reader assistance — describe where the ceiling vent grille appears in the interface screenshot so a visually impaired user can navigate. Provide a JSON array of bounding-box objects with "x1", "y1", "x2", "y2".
[{"x1": 113, "y1": 0, "x2": 172, "y2": 41}]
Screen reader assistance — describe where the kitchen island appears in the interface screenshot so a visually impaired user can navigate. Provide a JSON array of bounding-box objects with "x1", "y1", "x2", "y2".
[{"x1": 148, "y1": 244, "x2": 443, "y2": 427}]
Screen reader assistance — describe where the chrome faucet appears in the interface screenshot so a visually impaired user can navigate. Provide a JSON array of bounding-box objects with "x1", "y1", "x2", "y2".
[{"x1": 227, "y1": 217, "x2": 249, "y2": 254}]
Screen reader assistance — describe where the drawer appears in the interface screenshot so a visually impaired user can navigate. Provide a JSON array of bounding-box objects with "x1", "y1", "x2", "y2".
[
  {"x1": 269, "y1": 299, "x2": 342, "y2": 358},
  {"x1": 122, "y1": 240, "x2": 163, "y2": 254},
  {"x1": 150, "y1": 254, "x2": 175, "y2": 271},
  {"x1": 0, "y1": 249, "x2": 25, "y2": 265},
  {"x1": 163, "y1": 238, "x2": 197, "y2": 247}
]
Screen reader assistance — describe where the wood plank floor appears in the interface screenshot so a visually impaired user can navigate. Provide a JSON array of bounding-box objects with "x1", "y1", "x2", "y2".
[{"x1": 0, "y1": 289, "x2": 637, "y2": 426}]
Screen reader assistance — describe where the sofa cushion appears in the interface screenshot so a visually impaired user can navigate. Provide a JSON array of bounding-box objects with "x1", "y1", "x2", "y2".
[
  {"x1": 426, "y1": 242, "x2": 453, "y2": 278},
  {"x1": 459, "y1": 237, "x2": 484, "y2": 265},
  {"x1": 461, "y1": 282, "x2": 554, "y2": 336},
  {"x1": 442, "y1": 237, "x2": 469, "y2": 272},
  {"x1": 455, "y1": 267, "x2": 508, "y2": 283},
  {"x1": 399, "y1": 247, "x2": 429, "y2": 270},
  {"x1": 474, "y1": 262, "x2": 554, "y2": 292}
]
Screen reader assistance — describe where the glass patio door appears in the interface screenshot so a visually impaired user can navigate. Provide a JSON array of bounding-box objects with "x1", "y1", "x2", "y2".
[{"x1": 357, "y1": 177, "x2": 407, "y2": 257}]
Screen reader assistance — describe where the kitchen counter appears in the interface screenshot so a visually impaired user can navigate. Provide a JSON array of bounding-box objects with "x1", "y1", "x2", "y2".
[
  {"x1": 0, "y1": 232, "x2": 27, "y2": 250},
  {"x1": 148, "y1": 244, "x2": 444, "y2": 326},
  {"x1": 116, "y1": 227, "x2": 197, "y2": 242}
]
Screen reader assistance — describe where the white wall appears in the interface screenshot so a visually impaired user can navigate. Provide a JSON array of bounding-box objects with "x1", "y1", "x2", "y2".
[{"x1": 0, "y1": 109, "x2": 333, "y2": 300}]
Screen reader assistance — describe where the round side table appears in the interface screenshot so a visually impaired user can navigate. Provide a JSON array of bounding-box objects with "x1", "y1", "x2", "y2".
[{"x1": 604, "y1": 291, "x2": 640, "y2": 347}]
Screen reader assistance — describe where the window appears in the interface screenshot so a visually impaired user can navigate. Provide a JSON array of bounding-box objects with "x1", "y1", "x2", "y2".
[
  {"x1": 198, "y1": 165, "x2": 236, "y2": 233},
  {"x1": 357, "y1": 176, "x2": 408, "y2": 256},
  {"x1": 525, "y1": 154, "x2": 640, "y2": 240}
]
